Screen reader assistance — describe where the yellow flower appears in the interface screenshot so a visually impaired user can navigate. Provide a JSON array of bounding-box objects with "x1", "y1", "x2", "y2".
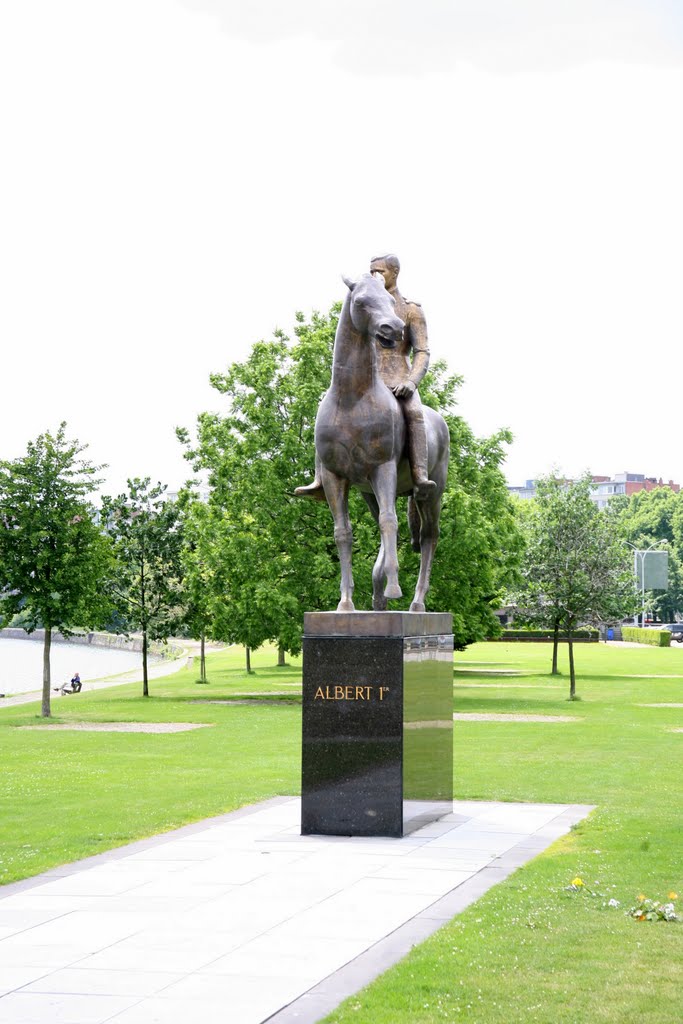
[
  {"x1": 638, "y1": 894, "x2": 646, "y2": 902},
  {"x1": 571, "y1": 878, "x2": 584, "y2": 887},
  {"x1": 668, "y1": 892, "x2": 678, "y2": 900}
]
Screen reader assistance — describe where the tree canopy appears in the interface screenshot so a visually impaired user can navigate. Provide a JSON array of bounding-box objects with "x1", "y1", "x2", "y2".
[
  {"x1": 514, "y1": 476, "x2": 635, "y2": 697},
  {"x1": 611, "y1": 487, "x2": 683, "y2": 623},
  {"x1": 102, "y1": 479, "x2": 184, "y2": 696},
  {"x1": 179, "y1": 304, "x2": 522, "y2": 651},
  {"x1": 0, "y1": 424, "x2": 113, "y2": 716}
]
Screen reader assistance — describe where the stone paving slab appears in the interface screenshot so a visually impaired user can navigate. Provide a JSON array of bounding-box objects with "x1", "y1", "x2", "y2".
[{"x1": 0, "y1": 796, "x2": 593, "y2": 1024}]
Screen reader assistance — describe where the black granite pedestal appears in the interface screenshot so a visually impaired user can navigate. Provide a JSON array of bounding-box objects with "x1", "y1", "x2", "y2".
[{"x1": 301, "y1": 611, "x2": 454, "y2": 838}]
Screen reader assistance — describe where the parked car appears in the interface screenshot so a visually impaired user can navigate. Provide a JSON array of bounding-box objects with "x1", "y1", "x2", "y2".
[{"x1": 660, "y1": 624, "x2": 683, "y2": 643}]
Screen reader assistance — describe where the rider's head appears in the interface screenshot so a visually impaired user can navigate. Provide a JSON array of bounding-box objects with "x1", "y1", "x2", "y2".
[{"x1": 370, "y1": 253, "x2": 400, "y2": 292}]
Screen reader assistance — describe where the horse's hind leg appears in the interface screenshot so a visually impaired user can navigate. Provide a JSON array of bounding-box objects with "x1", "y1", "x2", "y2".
[
  {"x1": 361, "y1": 492, "x2": 387, "y2": 610},
  {"x1": 410, "y1": 493, "x2": 441, "y2": 612},
  {"x1": 370, "y1": 462, "x2": 402, "y2": 601},
  {"x1": 321, "y1": 468, "x2": 354, "y2": 611},
  {"x1": 407, "y1": 495, "x2": 421, "y2": 552}
]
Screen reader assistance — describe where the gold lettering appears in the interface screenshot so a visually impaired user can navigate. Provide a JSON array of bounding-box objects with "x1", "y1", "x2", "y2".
[{"x1": 311, "y1": 684, "x2": 385, "y2": 701}]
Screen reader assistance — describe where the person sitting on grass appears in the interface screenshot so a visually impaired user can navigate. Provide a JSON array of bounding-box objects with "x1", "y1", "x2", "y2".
[{"x1": 53, "y1": 672, "x2": 82, "y2": 695}]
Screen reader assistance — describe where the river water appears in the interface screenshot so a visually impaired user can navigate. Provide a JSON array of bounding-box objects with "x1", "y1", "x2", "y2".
[{"x1": 0, "y1": 638, "x2": 143, "y2": 696}]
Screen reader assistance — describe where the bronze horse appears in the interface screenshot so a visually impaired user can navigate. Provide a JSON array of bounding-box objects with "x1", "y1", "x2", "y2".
[{"x1": 313, "y1": 272, "x2": 449, "y2": 612}]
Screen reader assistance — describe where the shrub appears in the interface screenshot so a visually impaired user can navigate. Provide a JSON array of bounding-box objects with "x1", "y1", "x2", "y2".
[
  {"x1": 491, "y1": 628, "x2": 599, "y2": 643},
  {"x1": 622, "y1": 626, "x2": 671, "y2": 647}
]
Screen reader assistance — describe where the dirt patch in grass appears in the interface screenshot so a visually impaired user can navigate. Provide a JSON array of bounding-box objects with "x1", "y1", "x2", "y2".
[
  {"x1": 637, "y1": 703, "x2": 683, "y2": 708},
  {"x1": 454, "y1": 683, "x2": 557, "y2": 689},
  {"x1": 19, "y1": 722, "x2": 213, "y2": 733},
  {"x1": 192, "y1": 697, "x2": 299, "y2": 706},
  {"x1": 454, "y1": 669, "x2": 522, "y2": 675},
  {"x1": 453, "y1": 712, "x2": 580, "y2": 722}
]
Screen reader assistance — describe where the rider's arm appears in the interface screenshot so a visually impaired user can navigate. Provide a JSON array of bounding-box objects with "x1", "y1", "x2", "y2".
[{"x1": 407, "y1": 303, "x2": 430, "y2": 388}]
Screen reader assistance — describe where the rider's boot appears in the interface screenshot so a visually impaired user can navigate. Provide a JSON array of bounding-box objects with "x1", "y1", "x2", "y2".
[
  {"x1": 409, "y1": 416, "x2": 437, "y2": 501},
  {"x1": 294, "y1": 456, "x2": 327, "y2": 501}
]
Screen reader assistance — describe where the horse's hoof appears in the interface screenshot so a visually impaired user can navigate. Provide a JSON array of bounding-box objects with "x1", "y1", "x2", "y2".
[
  {"x1": 409, "y1": 601, "x2": 426, "y2": 613},
  {"x1": 384, "y1": 583, "x2": 402, "y2": 600},
  {"x1": 336, "y1": 600, "x2": 355, "y2": 611}
]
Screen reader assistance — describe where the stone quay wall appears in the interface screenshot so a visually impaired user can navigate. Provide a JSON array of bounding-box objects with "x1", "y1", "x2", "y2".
[{"x1": 0, "y1": 628, "x2": 185, "y2": 661}]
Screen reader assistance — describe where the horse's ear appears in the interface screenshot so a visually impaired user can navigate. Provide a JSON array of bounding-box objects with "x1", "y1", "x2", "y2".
[{"x1": 342, "y1": 274, "x2": 356, "y2": 291}]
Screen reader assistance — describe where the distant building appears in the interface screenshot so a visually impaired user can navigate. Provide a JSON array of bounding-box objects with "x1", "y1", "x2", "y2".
[
  {"x1": 508, "y1": 473, "x2": 680, "y2": 509},
  {"x1": 507, "y1": 480, "x2": 537, "y2": 501},
  {"x1": 167, "y1": 487, "x2": 210, "y2": 504},
  {"x1": 590, "y1": 473, "x2": 680, "y2": 510}
]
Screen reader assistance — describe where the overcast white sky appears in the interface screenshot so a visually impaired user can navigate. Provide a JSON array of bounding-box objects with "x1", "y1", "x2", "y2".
[{"x1": 1, "y1": 0, "x2": 681, "y2": 494}]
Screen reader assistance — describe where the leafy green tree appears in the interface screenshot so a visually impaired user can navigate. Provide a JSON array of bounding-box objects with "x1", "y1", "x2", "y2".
[
  {"x1": 515, "y1": 476, "x2": 635, "y2": 698},
  {"x1": 391, "y1": 364, "x2": 524, "y2": 647},
  {"x1": 180, "y1": 306, "x2": 522, "y2": 652},
  {"x1": 102, "y1": 479, "x2": 184, "y2": 696},
  {"x1": 176, "y1": 487, "x2": 221, "y2": 681},
  {"x1": 0, "y1": 424, "x2": 113, "y2": 716},
  {"x1": 178, "y1": 308, "x2": 352, "y2": 660},
  {"x1": 613, "y1": 488, "x2": 683, "y2": 622}
]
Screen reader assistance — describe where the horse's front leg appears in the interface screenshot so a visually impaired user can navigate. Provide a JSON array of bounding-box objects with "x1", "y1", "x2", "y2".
[
  {"x1": 321, "y1": 468, "x2": 354, "y2": 611},
  {"x1": 361, "y1": 492, "x2": 387, "y2": 610},
  {"x1": 370, "y1": 462, "x2": 402, "y2": 601}
]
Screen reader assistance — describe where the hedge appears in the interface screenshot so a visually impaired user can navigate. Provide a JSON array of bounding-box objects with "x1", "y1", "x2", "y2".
[
  {"x1": 621, "y1": 626, "x2": 671, "y2": 647},
  {"x1": 490, "y1": 629, "x2": 599, "y2": 643}
]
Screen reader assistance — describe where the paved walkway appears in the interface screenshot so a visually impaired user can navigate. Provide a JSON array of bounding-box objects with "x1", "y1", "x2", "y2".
[
  {"x1": 0, "y1": 637, "x2": 228, "y2": 709},
  {"x1": 0, "y1": 796, "x2": 592, "y2": 1024}
]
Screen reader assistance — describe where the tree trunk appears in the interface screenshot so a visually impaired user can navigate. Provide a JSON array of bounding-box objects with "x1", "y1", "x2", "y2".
[
  {"x1": 568, "y1": 631, "x2": 576, "y2": 700},
  {"x1": 277, "y1": 644, "x2": 286, "y2": 668},
  {"x1": 142, "y1": 629, "x2": 149, "y2": 697},
  {"x1": 42, "y1": 626, "x2": 52, "y2": 718},
  {"x1": 140, "y1": 560, "x2": 149, "y2": 696},
  {"x1": 246, "y1": 646, "x2": 252, "y2": 673},
  {"x1": 200, "y1": 634, "x2": 206, "y2": 683},
  {"x1": 551, "y1": 620, "x2": 560, "y2": 675}
]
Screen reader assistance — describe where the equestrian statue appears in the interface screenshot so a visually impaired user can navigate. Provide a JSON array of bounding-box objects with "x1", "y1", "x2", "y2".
[{"x1": 295, "y1": 254, "x2": 450, "y2": 613}]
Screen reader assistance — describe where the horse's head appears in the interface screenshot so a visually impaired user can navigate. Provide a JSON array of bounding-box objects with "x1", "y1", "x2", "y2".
[{"x1": 342, "y1": 273, "x2": 404, "y2": 349}]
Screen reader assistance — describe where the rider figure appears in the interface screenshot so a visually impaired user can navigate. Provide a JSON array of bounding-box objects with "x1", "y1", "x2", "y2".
[
  {"x1": 295, "y1": 253, "x2": 437, "y2": 501},
  {"x1": 368, "y1": 254, "x2": 437, "y2": 500}
]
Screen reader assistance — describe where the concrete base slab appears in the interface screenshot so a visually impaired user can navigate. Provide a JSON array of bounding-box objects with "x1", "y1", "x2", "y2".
[{"x1": 0, "y1": 797, "x2": 593, "y2": 1024}]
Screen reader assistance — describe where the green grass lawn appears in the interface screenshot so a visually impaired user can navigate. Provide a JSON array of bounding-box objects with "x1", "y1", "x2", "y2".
[
  {"x1": 0, "y1": 644, "x2": 303, "y2": 884},
  {"x1": 325, "y1": 641, "x2": 683, "y2": 1024},
  {"x1": 2, "y1": 640, "x2": 683, "y2": 1023}
]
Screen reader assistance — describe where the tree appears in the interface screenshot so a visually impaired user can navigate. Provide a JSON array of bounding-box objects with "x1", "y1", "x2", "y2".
[
  {"x1": 515, "y1": 476, "x2": 636, "y2": 698},
  {"x1": 612, "y1": 487, "x2": 683, "y2": 623},
  {"x1": 179, "y1": 305, "x2": 522, "y2": 652},
  {"x1": 178, "y1": 308, "x2": 355, "y2": 661},
  {"x1": 176, "y1": 487, "x2": 218, "y2": 682},
  {"x1": 404, "y1": 384, "x2": 524, "y2": 648},
  {"x1": 102, "y1": 479, "x2": 184, "y2": 696},
  {"x1": 0, "y1": 424, "x2": 113, "y2": 717}
]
